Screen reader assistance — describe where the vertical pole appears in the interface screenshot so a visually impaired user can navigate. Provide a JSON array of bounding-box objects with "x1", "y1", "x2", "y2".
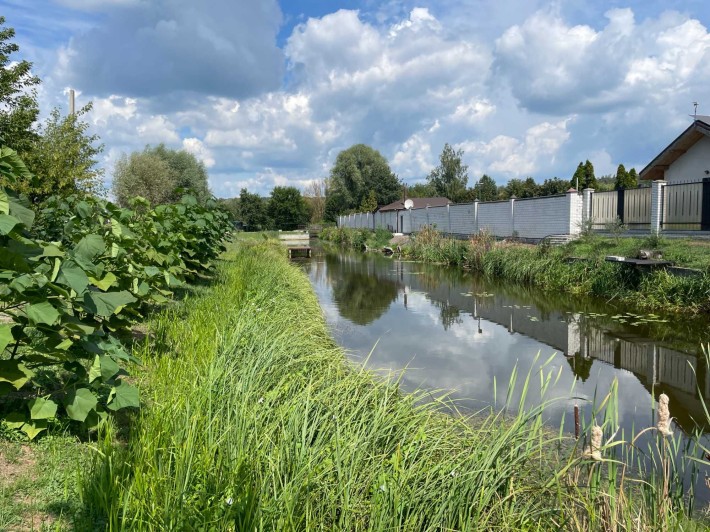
[
  {"x1": 69, "y1": 89, "x2": 75, "y2": 116},
  {"x1": 447, "y1": 203, "x2": 451, "y2": 234},
  {"x1": 509, "y1": 197, "x2": 516, "y2": 237},
  {"x1": 426, "y1": 205, "x2": 430, "y2": 228},
  {"x1": 473, "y1": 200, "x2": 479, "y2": 235},
  {"x1": 574, "y1": 404, "x2": 580, "y2": 439},
  {"x1": 650, "y1": 180, "x2": 667, "y2": 234},
  {"x1": 582, "y1": 188, "x2": 594, "y2": 223},
  {"x1": 616, "y1": 187, "x2": 625, "y2": 223},
  {"x1": 702, "y1": 177, "x2": 710, "y2": 231}
]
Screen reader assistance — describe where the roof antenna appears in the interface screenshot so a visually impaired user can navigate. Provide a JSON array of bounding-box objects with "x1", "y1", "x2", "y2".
[{"x1": 693, "y1": 101, "x2": 698, "y2": 119}]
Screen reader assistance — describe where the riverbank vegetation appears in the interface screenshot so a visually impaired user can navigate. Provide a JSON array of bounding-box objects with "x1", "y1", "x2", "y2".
[
  {"x1": 326, "y1": 226, "x2": 710, "y2": 314},
  {"x1": 321, "y1": 225, "x2": 393, "y2": 249}
]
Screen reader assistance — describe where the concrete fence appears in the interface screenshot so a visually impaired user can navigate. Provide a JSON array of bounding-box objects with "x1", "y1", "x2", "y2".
[{"x1": 338, "y1": 178, "x2": 710, "y2": 239}]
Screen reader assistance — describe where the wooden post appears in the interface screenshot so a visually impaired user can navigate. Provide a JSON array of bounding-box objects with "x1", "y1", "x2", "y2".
[{"x1": 574, "y1": 403, "x2": 580, "y2": 439}]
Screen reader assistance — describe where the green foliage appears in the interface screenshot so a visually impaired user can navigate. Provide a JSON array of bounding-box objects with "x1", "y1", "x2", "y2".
[
  {"x1": 426, "y1": 143, "x2": 468, "y2": 202},
  {"x1": 20, "y1": 105, "x2": 105, "y2": 200},
  {"x1": 359, "y1": 189, "x2": 378, "y2": 212},
  {"x1": 406, "y1": 182, "x2": 436, "y2": 198},
  {"x1": 112, "y1": 144, "x2": 212, "y2": 207},
  {"x1": 326, "y1": 144, "x2": 401, "y2": 219},
  {"x1": 538, "y1": 177, "x2": 569, "y2": 196},
  {"x1": 503, "y1": 177, "x2": 539, "y2": 198},
  {"x1": 614, "y1": 166, "x2": 638, "y2": 190},
  {"x1": 0, "y1": 17, "x2": 40, "y2": 158},
  {"x1": 267, "y1": 186, "x2": 309, "y2": 230},
  {"x1": 572, "y1": 160, "x2": 597, "y2": 190},
  {"x1": 239, "y1": 188, "x2": 271, "y2": 231},
  {"x1": 0, "y1": 145, "x2": 229, "y2": 439},
  {"x1": 472, "y1": 174, "x2": 498, "y2": 201}
]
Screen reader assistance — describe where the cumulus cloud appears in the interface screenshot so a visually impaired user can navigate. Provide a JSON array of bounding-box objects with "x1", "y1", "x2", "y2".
[
  {"x1": 59, "y1": 0, "x2": 284, "y2": 98},
  {"x1": 494, "y1": 8, "x2": 710, "y2": 114}
]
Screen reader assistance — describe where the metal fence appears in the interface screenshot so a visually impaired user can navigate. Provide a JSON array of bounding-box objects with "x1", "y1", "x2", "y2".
[
  {"x1": 663, "y1": 181, "x2": 703, "y2": 230},
  {"x1": 590, "y1": 190, "x2": 617, "y2": 229},
  {"x1": 623, "y1": 187, "x2": 651, "y2": 229}
]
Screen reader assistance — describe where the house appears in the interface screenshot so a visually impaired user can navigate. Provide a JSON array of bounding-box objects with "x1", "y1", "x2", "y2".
[
  {"x1": 640, "y1": 115, "x2": 710, "y2": 183},
  {"x1": 376, "y1": 197, "x2": 451, "y2": 233}
]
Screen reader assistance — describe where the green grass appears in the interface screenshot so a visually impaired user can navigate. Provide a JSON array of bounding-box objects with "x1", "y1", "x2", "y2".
[
  {"x1": 73, "y1": 240, "x2": 708, "y2": 530},
  {"x1": 321, "y1": 226, "x2": 393, "y2": 250}
]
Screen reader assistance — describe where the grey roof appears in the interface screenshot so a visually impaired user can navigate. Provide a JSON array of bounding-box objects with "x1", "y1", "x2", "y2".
[{"x1": 377, "y1": 197, "x2": 451, "y2": 212}]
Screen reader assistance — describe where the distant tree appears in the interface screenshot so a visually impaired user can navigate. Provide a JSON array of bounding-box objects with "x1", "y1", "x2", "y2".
[
  {"x1": 614, "y1": 164, "x2": 629, "y2": 190},
  {"x1": 473, "y1": 174, "x2": 498, "y2": 201},
  {"x1": 360, "y1": 189, "x2": 378, "y2": 212},
  {"x1": 327, "y1": 144, "x2": 401, "y2": 218},
  {"x1": 571, "y1": 160, "x2": 596, "y2": 190},
  {"x1": 596, "y1": 174, "x2": 615, "y2": 192},
  {"x1": 538, "y1": 177, "x2": 569, "y2": 196},
  {"x1": 571, "y1": 162, "x2": 585, "y2": 190},
  {"x1": 406, "y1": 182, "x2": 437, "y2": 198},
  {"x1": 21, "y1": 105, "x2": 104, "y2": 200},
  {"x1": 148, "y1": 144, "x2": 211, "y2": 203},
  {"x1": 113, "y1": 151, "x2": 175, "y2": 207},
  {"x1": 217, "y1": 197, "x2": 240, "y2": 220},
  {"x1": 239, "y1": 188, "x2": 271, "y2": 231},
  {"x1": 268, "y1": 186, "x2": 309, "y2": 230},
  {"x1": 0, "y1": 17, "x2": 40, "y2": 157},
  {"x1": 505, "y1": 177, "x2": 538, "y2": 198},
  {"x1": 426, "y1": 143, "x2": 468, "y2": 203},
  {"x1": 113, "y1": 145, "x2": 211, "y2": 207},
  {"x1": 304, "y1": 179, "x2": 326, "y2": 223},
  {"x1": 627, "y1": 168, "x2": 638, "y2": 188}
]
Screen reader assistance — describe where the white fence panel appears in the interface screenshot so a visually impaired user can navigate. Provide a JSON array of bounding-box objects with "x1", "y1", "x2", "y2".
[
  {"x1": 427, "y1": 206, "x2": 448, "y2": 231},
  {"x1": 513, "y1": 195, "x2": 571, "y2": 238},
  {"x1": 478, "y1": 201, "x2": 512, "y2": 236},
  {"x1": 449, "y1": 204, "x2": 475, "y2": 235}
]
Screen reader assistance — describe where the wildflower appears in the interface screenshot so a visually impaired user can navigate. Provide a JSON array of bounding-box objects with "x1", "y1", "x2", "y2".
[
  {"x1": 379, "y1": 484, "x2": 386, "y2": 492},
  {"x1": 226, "y1": 497, "x2": 233, "y2": 506},
  {"x1": 583, "y1": 425, "x2": 603, "y2": 461},
  {"x1": 656, "y1": 393, "x2": 673, "y2": 436},
  {"x1": 258, "y1": 397, "x2": 264, "y2": 404},
  {"x1": 449, "y1": 470, "x2": 458, "y2": 478}
]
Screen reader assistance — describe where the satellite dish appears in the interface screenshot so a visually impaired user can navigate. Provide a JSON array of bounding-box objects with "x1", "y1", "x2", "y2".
[{"x1": 404, "y1": 199, "x2": 414, "y2": 210}]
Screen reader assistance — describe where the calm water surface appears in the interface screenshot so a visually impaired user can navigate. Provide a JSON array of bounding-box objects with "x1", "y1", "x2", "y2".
[{"x1": 302, "y1": 247, "x2": 710, "y2": 439}]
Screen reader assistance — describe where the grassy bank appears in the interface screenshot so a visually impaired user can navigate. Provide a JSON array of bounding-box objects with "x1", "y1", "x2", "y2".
[
  {"x1": 321, "y1": 225, "x2": 393, "y2": 250},
  {"x1": 395, "y1": 228, "x2": 710, "y2": 314},
  {"x1": 71, "y1": 239, "x2": 707, "y2": 530}
]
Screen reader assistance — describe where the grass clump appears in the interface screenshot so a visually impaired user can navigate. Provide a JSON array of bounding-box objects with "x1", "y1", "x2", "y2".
[{"x1": 321, "y1": 226, "x2": 393, "y2": 250}]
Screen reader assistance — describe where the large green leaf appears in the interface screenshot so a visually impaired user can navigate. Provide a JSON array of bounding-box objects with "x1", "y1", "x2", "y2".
[
  {"x1": 73, "y1": 234, "x2": 106, "y2": 264},
  {"x1": 8, "y1": 195, "x2": 35, "y2": 229},
  {"x1": 89, "y1": 272, "x2": 117, "y2": 291},
  {"x1": 107, "y1": 381, "x2": 139, "y2": 411},
  {"x1": 21, "y1": 419, "x2": 48, "y2": 440},
  {"x1": 0, "y1": 213, "x2": 21, "y2": 235},
  {"x1": 2, "y1": 411, "x2": 25, "y2": 428},
  {"x1": 64, "y1": 388, "x2": 97, "y2": 422},
  {"x1": 0, "y1": 360, "x2": 34, "y2": 389},
  {"x1": 57, "y1": 259, "x2": 90, "y2": 294},
  {"x1": 29, "y1": 397, "x2": 58, "y2": 420},
  {"x1": 27, "y1": 301, "x2": 60, "y2": 326},
  {"x1": 0, "y1": 188, "x2": 9, "y2": 214},
  {"x1": 83, "y1": 290, "x2": 137, "y2": 317},
  {"x1": 0, "y1": 323, "x2": 14, "y2": 352}
]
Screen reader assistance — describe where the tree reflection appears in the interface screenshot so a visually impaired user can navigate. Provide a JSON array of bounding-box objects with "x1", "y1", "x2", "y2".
[{"x1": 326, "y1": 254, "x2": 400, "y2": 325}]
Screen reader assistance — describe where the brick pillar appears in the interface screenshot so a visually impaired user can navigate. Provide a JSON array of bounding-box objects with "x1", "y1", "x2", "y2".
[
  {"x1": 509, "y1": 197, "x2": 516, "y2": 236},
  {"x1": 568, "y1": 189, "x2": 582, "y2": 235},
  {"x1": 650, "y1": 180, "x2": 667, "y2": 234},
  {"x1": 473, "y1": 200, "x2": 480, "y2": 234},
  {"x1": 582, "y1": 188, "x2": 594, "y2": 222}
]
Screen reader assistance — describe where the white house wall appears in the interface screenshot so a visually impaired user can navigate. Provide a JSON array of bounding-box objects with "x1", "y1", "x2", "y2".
[{"x1": 664, "y1": 135, "x2": 710, "y2": 183}]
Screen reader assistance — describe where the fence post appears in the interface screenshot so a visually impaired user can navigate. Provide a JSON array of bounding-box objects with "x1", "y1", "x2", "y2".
[
  {"x1": 650, "y1": 180, "x2": 667, "y2": 234},
  {"x1": 447, "y1": 203, "x2": 451, "y2": 234},
  {"x1": 426, "y1": 205, "x2": 430, "y2": 228},
  {"x1": 703, "y1": 178, "x2": 710, "y2": 231},
  {"x1": 474, "y1": 199, "x2": 480, "y2": 235},
  {"x1": 568, "y1": 188, "x2": 582, "y2": 235},
  {"x1": 509, "y1": 197, "x2": 516, "y2": 237},
  {"x1": 582, "y1": 188, "x2": 594, "y2": 223},
  {"x1": 616, "y1": 188, "x2": 625, "y2": 223}
]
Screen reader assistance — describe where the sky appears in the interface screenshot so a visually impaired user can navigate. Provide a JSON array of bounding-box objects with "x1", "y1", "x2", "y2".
[{"x1": 3, "y1": 0, "x2": 710, "y2": 198}]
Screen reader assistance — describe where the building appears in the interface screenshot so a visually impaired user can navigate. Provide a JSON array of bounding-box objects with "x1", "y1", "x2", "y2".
[{"x1": 640, "y1": 115, "x2": 710, "y2": 183}]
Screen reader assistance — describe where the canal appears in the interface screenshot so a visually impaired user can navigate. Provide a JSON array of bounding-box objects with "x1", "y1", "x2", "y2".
[{"x1": 303, "y1": 247, "x2": 710, "y2": 439}]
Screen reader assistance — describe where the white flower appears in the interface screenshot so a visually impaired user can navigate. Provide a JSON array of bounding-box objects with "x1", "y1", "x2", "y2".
[
  {"x1": 258, "y1": 397, "x2": 264, "y2": 404},
  {"x1": 379, "y1": 484, "x2": 386, "y2": 492},
  {"x1": 226, "y1": 497, "x2": 233, "y2": 506}
]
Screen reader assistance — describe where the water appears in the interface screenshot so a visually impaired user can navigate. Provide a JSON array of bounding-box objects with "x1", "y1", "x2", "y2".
[{"x1": 303, "y1": 248, "x2": 710, "y2": 438}]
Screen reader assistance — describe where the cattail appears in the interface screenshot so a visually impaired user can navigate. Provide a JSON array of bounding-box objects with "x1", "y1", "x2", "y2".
[
  {"x1": 656, "y1": 393, "x2": 673, "y2": 436},
  {"x1": 583, "y1": 425, "x2": 603, "y2": 461}
]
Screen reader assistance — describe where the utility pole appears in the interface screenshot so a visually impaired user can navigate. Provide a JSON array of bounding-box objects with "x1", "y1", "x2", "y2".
[{"x1": 69, "y1": 89, "x2": 75, "y2": 116}]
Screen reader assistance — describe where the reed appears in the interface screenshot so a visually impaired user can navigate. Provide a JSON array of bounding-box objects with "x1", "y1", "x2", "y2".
[{"x1": 77, "y1": 240, "x2": 709, "y2": 530}]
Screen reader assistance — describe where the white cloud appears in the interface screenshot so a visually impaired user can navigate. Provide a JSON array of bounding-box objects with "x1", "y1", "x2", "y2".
[{"x1": 182, "y1": 138, "x2": 215, "y2": 168}]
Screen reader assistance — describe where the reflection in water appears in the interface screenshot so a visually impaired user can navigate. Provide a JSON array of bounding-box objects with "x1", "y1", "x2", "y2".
[{"x1": 305, "y1": 248, "x2": 710, "y2": 436}]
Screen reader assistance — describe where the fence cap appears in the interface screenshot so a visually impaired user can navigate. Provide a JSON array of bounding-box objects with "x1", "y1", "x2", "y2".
[{"x1": 567, "y1": 187, "x2": 577, "y2": 193}]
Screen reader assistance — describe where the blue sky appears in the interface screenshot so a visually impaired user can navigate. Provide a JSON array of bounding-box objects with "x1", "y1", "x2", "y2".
[{"x1": 4, "y1": 0, "x2": 710, "y2": 197}]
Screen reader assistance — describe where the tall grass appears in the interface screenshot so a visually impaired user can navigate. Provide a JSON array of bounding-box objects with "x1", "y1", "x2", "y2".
[
  {"x1": 321, "y1": 226, "x2": 393, "y2": 249},
  {"x1": 78, "y1": 241, "x2": 708, "y2": 529}
]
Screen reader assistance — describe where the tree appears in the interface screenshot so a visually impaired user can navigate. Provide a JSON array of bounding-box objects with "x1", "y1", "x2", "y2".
[
  {"x1": 538, "y1": 177, "x2": 569, "y2": 196},
  {"x1": 406, "y1": 182, "x2": 437, "y2": 198},
  {"x1": 627, "y1": 168, "x2": 639, "y2": 189},
  {"x1": 571, "y1": 160, "x2": 596, "y2": 190},
  {"x1": 268, "y1": 186, "x2": 309, "y2": 230},
  {"x1": 304, "y1": 179, "x2": 326, "y2": 223},
  {"x1": 505, "y1": 177, "x2": 538, "y2": 198},
  {"x1": 327, "y1": 144, "x2": 401, "y2": 218},
  {"x1": 426, "y1": 143, "x2": 468, "y2": 202},
  {"x1": 614, "y1": 164, "x2": 629, "y2": 190},
  {"x1": 0, "y1": 17, "x2": 40, "y2": 157},
  {"x1": 113, "y1": 151, "x2": 176, "y2": 207},
  {"x1": 148, "y1": 144, "x2": 211, "y2": 203},
  {"x1": 473, "y1": 174, "x2": 498, "y2": 201},
  {"x1": 216, "y1": 197, "x2": 240, "y2": 220},
  {"x1": 360, "y1": 189, "x2": 378, "y2": 212},
  {"x1": 239, "y1": 188, "x2": 271, "y2": 231},
  {"x1": 20, "y1": 105, "x2": 104, "y2": 200},
  {"x1": 112, "y1": 145, "x2": 212, "y2": 207}
]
